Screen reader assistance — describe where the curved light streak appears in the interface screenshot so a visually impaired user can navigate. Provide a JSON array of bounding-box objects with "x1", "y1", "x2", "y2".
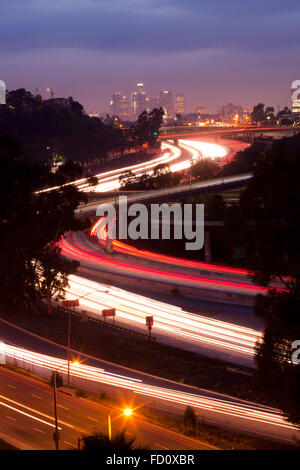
[{"x1": 0, "y1": 342, "x2": 298, "y2": 435}]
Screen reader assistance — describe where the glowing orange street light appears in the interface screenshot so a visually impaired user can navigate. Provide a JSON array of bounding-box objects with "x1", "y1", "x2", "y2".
[
  {"x1": 108, "y1": 407, "x2": 133, "y2": 440},
  {"x1": 123, "y1": 408, "x2": 132, "y2": 417}
]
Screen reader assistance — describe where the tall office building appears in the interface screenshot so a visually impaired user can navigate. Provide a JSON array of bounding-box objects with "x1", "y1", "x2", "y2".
[
  {"x1": 176, "y1": 94, "x2": 185, "y2": 114},
  {"x1": 159, "y1": 90, "x2": 174, "y2": 118},
  {"x1": 131, "y1": 83, "x2": 147, "y2": 117},
  {"x1": 291, "y1": 83, "x2": 300, "y2": 121},
  {"x1": 112, "y1": 91, "x2": 122, "y2": 116},
  {"x1": 120, "y1": 95, "x2": 130, "y2": 119},
  {"x1": 0, "y1": 80, "x2": 6, "y2": 105},
  {"x1": 147, "y1": 97, "x2": 159, "y2": 112}
]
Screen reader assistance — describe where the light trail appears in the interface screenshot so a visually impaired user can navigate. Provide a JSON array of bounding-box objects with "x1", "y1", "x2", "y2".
[
  {"x1": 38, "y1": 142, "x2": 183, "y2": 194},
  {"x1": 62, "y1": 231, "x2": 271, "y2": 296},
  {"x1": 60, "y1": 273, "x2": 261, "y2": 358},
  {"x1": 38, "y1": 138, "x2": 231, "y2": 194},
  {"x1": 90, "y1": 217, "x2": 250, "y2": 279},
  {"x1": 0, "y1": 342, "x2": 298, "y2": 436}
]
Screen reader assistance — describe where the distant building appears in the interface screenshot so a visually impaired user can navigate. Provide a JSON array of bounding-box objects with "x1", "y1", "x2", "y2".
[
  {"x1": 89, "y1": 112, "x2": 99, "y2": 118},
  {"x1": 109, "y1": 99, "x2": 113, "y2": 116},
  {"x1": 243, "y1": 107, "x2": 253, "y2": 123},
  {"x1": 0, "y1": 80, "x2": 5, "y2": 105},
  {"x1": 131, "y1": 83, "x2": 147, "y2": 117},
  {"x1": 120, "y1": 96, "x2": 130, "y2": 119},
  {"x1": 196, "y1": 106, "x2": 207, "y2": 115},
  {"x1": 112, "y1": 91, "x2": 122, "y2": 116},
  {"x1": 147, "y1": 97, "x2": 159, "y2": 112},
  {"x1": 221, "y1": 103, "x2": 243, "y2": 123},
  {"x1": 159, "y1": 90, "x2": 174, "y2": 119},
  {"x1": 291, "y1": 82, "x2": 300, "y2": 121},
  {"x1": 176, "y1": 94, "x2": 185, "y2": 114}
]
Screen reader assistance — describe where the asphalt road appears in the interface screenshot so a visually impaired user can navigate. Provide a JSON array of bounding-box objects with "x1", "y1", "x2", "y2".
[
  {"x1": 0, "y1": 366, "x2": 214, "y2": 450},
  {"x1": 0, "y1": 319, "x2": 299, "y2": 446}
]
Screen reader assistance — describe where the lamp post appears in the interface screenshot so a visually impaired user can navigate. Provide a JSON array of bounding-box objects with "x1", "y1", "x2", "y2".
[
  {"x1": 108, "y1": 407, "x2": 132, "y2": 441},
  {"x1": 53, "y1": 370, "x2": 59, "y2": 450}
]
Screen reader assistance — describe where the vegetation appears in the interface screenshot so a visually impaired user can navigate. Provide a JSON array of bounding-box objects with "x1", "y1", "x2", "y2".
[
  {"x1": 81, "y1": 430, "x2": 147, "y2": 450},
  {"x1": 0, "y1": 134, "x2": 88, "y2": 313},
  {"x1": 0, "y1": 302, "x2": 258, "y2": 403},
  {"x1": 190, "y1": 159, "x2": 219, "y2": 180},
  {"x1": 120, "y1": 163, "x2": 180, "y2": 190},
  {"x1": 251, "y1": 102, "x2": 292, "y2": 125},
  {"x1": 222, "y1": 140, "x2": 268, "y2": 176},
  {"x1": 231, "y1": 133, "x2": 300, "y2": 426},
  {"x1": 49, "y1": 371, "x2": 63, "y2": 388},
  {"x1": 0, "y1": 89, "x2": 163, "y2": 167},
  {"x1": 183, "y1": 406, "x2": 197, "y2": 427}
]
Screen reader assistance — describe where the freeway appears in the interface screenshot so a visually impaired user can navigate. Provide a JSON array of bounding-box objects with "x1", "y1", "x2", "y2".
[
  {"x1": 62, "y1": 273, "x2": 261, "y2": 366},
  {"x1": 41, "y1": 137, "x2": 240, "y2": 196},
  {"x1": 0, "y1": 337, "x2": 299, "y2": 446},
  {"x1": 0, "y1": 366, "x2": 211, "y2": 450},
  {"x1": 59, "y1": 138, "x2": 264, "y2": 364}
]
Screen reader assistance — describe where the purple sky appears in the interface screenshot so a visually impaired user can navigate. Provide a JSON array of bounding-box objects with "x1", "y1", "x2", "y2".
[{"x1": 1, "y1": 0, "x2": 300, "y2": 113}]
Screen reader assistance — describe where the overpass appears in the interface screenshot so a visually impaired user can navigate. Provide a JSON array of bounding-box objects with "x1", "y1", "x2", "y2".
[{"x1": 159, "y1": 125, "x2": 300, "y2": 142}]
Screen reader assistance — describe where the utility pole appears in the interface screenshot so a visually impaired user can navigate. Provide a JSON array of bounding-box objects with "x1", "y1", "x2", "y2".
[
  {"x1": 67, "y1": 309, "x2": 71, "y2": 386},
  {"x1": 53, "y1": 371, "x2": 59, "y2": 450}
]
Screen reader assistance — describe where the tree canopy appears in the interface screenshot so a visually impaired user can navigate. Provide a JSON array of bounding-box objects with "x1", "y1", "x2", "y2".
[
  {"x1": 234, "y1": 133, "x2": 300, "y2": 426},
  {"x1": 0, "y1": 134, "x2": 88, "y2": 313},
  {"x1": 0, "y1": 89, "x2": 163, "y2": 166}
]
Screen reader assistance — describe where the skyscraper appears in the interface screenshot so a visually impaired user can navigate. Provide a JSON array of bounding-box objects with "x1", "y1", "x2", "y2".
[
  {"x1": 159, "y1": 90, "x2": 174, "y2": 118},
  {"x1": 176, "y1": 94, "x2": 185, "y2": 114},
  {"x1": 0, "y1": 80, "x2": 6, "y2": 105},
  {"x1": 112, "y1": 91, "x2": 122, "y2": 116},
  {"x1": 120, "y1": 95, "x2": 130, "y2": 119},
  {"x1": 131, "y1": 83, "x2": 147, "y2": 117},
  {"x1": 291, "y1": 82, "x2": 300, "y2": 121},
  {"x1": 148, "y1": 97, "x2": 160, "y2": 112}
]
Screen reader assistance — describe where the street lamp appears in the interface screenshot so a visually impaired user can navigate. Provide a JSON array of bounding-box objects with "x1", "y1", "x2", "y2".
[{"x1": 108, "y1": 407, "x2": 133, "y2": 441}]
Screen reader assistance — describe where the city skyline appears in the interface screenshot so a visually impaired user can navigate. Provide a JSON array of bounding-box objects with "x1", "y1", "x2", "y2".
[{"x1": 1, "y1": 1, "x2": 299, "y2": 114}]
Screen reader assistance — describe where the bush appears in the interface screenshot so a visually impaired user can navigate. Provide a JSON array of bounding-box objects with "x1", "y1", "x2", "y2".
[
  {"x1": 49, "y1": 371, "x2": 63, "y2": 388},
  {"x1": 183, "y1": 406, "x2": 196, "y2": 427}
]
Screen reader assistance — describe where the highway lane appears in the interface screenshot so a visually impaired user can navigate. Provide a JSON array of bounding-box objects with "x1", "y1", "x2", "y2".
[
  {"x1": 0, "y1": 367, "x2": 212, "y2": 450},
  {"x1": 40, "y1": 137, "x2": 232, "y2": 196},
  {"x1": 62, "y1": 231, "x2": 264, "y2": 298},
  {"x1": 59, "y1": 272, "x2": 261, "y2": 366},
  {"x1": 0, "y1": 339, "x2": 299, "y2": 445}
]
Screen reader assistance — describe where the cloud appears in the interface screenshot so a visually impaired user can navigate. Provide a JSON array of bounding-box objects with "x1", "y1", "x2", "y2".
[{"x1": 0, "y1": 0, "x2": 300, "y2": 56}]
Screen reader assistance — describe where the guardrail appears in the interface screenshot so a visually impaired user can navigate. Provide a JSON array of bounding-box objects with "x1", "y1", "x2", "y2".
[{"x1": 56, "y1": 305, "x2": 156, "y2": 342}]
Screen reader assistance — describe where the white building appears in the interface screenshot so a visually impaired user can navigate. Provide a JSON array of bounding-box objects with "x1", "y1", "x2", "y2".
[{"x1": 0, "y1": 80, "x2": 6, "y2": 105}]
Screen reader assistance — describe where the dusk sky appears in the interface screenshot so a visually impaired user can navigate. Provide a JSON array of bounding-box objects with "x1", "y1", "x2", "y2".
[{"x1": 1, "y1": 0, "x2": 300, "y2": 114}]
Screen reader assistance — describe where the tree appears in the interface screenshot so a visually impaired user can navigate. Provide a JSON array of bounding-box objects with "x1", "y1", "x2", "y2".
[
  {"x1": 82, "y1": 430, "x2": 147, "y2": 450},
  {"x1": 236, "y1": 134, "x2": 300, "y2": 426},
  {"x1": 222, "y1": 140, "x2": 268, "y2": 176},
  {"x1": 190, "y1": 159, "x2": 219, "y2": 180},
  {"x1": 1, "y1": 89, "x2": 127, "y2": 166},
  {"x1": 183, "y1": 406, "x2": 196, "y2": 427},
  {"x1": 34, "y1": 244, "x2": 79, "y2": 315},
  {"x1": 251, "y1": 103, "x2": 266, "y2": 124},
  {"x1": 0, "y1": 134, "x2": 88, "y2": 313},
  {"x1": 128, "y1": 108, "x2": 164, "y2": 149},
  {"x1": 57, "y1": 160, "x2": 82, "y2": 181}
]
